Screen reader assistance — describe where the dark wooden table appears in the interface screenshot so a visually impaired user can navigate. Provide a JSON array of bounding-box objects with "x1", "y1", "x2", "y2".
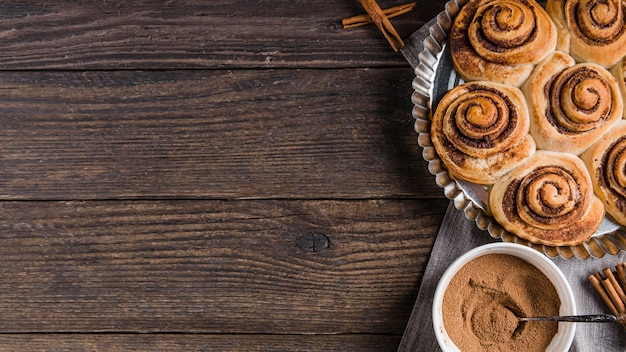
[{"x1": 0, "y1": 1, "x2": 449, "y2": 350}]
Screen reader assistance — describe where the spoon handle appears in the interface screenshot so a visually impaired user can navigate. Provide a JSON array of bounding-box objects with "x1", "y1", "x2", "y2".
[{"x1": 520, "y1": 314, "x2": 617, "y2": 323}]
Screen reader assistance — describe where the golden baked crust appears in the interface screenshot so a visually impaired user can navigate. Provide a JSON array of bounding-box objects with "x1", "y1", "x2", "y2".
[
  {"x1": 547, "y1": 0, "x2": 626, "y2": 67},
  {"x1": 450, "y1": 0, "x2": 557, "y2": 87},
  {"x1": 433, "y1": 0, "x2": 626, "y2": 248},
  {"x1": 581, "y1": 120, "x2": 626, "y2": 226},
  {"x1": 610, "y1": 56, "x2": 626, "y2": 118},
  {"x1": 489, "y1": 150, "x2": 604, "y2": 246},
  {"x1": 431, "y1": 81, "x2": 536, "y2": 185},
  {"x1": 521, "y1": 51, "x2": 623, "y2": 155}
]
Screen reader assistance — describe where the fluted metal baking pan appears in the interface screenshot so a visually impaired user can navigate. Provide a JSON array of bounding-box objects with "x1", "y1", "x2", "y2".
[{"x1": 409, "y1": 0, "x2": 626, "y2": 259}]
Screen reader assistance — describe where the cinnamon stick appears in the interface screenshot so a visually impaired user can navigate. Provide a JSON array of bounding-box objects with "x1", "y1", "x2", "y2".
[
  {"x1": 617, "y1": 263, "x2": 626, "y2": 292},
  {"x1": 589, "y1": 274, "x2": 619, "y2": 316},
  {"x1": 342, "y1": 2, "x2": 416, "y2": 28},
  {"x1": 589, "y1": 263, "x2": 626, "y2": 329},
  {"x1": 355, "y1": 0, "x2": 405, "y2": 51},
  {"x1": 601, "y1": 278, "x2": 626, "y2": 314},
  {"x1": 603, "y1": 268, "x2": 626, "y2": 304}
]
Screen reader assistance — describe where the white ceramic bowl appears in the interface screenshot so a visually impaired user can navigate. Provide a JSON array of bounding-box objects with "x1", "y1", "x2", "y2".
[{"x1": 432, "y1": 243, "x2": 576, "y2": 352}]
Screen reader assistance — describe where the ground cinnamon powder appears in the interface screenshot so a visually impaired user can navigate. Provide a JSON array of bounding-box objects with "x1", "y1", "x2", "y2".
[{"x1": 442, "y1": 254, "x2": 560, "y2": 352}]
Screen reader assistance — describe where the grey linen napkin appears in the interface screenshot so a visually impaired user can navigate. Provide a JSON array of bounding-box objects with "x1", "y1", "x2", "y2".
[{"x1": 397, "y1": 202, "x2": 626, "y2": 352}]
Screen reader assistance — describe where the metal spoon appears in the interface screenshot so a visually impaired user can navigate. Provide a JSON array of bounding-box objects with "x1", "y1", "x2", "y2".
[{"x1": 519, "y1": 314, "x2": 617, "y2": 323}]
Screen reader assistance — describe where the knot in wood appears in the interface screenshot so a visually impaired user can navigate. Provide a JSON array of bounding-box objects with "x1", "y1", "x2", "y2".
[{"x1": 295, "y1": 232, "x2": 330, "y2": 252}]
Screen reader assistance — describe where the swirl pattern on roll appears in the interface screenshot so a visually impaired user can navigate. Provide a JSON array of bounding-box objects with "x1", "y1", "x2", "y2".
[
  {"x1": 431, "y1": 81, "x2": 536, "y2": 185},
  {"x1": 522, "y1": 52, "x2": 623, "y2": 155},
  {"x1": 610, "y1": 56, "x2": 626, "y2": 118},
  {"x1": 516, "y1": 165, "x2": 585, "y2": 228},
  {"x1": 490, "y1": 151, "x2": 604, "y2": 246},
  {"x1": 547, "y1": 0, "x2": 626, "y2": 67},
  {"x1": 603, "y1": 139, "x2": 626, "y2": 199},
  {"x1": 450, "y1": 0, "x2": 557, "y2": 87},
  {"x1": 581, "y1": 120, "x2": 626, "y2": 226}
]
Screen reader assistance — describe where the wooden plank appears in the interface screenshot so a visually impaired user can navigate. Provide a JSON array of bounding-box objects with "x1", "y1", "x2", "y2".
[
  {"x1": 0, "y1": 198, "x2": 447, "y2": 333},
  {"x1": 0, "y1": 68, "x2": 441, "y2": 200},
  {"x1": 0, "y1": 0, "x2": 442, "y2": 70},
  {"x1": 0, "y1": 334, "x2": 402, "y2": 352}
]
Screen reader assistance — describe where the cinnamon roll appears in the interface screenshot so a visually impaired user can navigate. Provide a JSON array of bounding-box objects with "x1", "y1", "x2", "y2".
[
  {"x1": 450, "y1": 0, "x2": 557, "y2": 87},
  {"x1": 489, "y1": 150, "x2": 604, "y2": 246},
  {"x1": 431, "y1": 81, "x2": 536, "y2": 185},
  {"x1": 610, "y1": 56, "x2": 626, "y2": 117},
  {"x1": 521, "y1": 51, "x2": 623, "y2": 155},
  {"x1": 581, "y1": 120, "x2": 626, "y2": 226},
  {"x1": 546, "y1": 0, "x2": 626, "y2": 67}
]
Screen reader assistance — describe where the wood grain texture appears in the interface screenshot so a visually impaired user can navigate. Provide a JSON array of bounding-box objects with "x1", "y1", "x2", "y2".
[
  {"x1": 0, "y1": 0, "x2": 440, "y2": 70},
  {"x1": 0, "y1": 334, "x2": 402, "y2": 352},
  {"x1": 0, "y1": 1, "x2": 454, "y2": 349},
  {"x1": 0, "y1": 68, "x2": 439, "y2": 200},
  {"x1": 0, "y1": 198, "x2": 445, "y2": 333}
]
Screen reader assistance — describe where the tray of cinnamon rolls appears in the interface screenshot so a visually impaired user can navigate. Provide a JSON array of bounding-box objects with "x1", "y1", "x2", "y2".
[{"x1": 412, "y1": 0, "x2": 626, "y2": 258}]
